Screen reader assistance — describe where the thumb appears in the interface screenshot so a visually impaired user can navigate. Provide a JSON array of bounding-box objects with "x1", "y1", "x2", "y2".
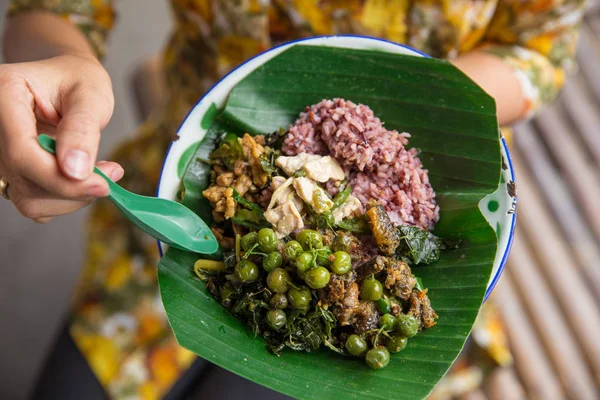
[{"x1": 56, "y1": 82, "x2": 114, "y2": 181}]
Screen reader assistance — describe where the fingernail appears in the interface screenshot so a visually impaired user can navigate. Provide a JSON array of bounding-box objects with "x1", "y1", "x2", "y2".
[
  {"x1": 86, "y1": 185, "x2": 109, "y2": 197},
  {"x1": 110, "y1": 167, "x2": 125, "y2": 181},
  {"x1": 64, "y1": 150, "x2": 90, "y2": 180}
]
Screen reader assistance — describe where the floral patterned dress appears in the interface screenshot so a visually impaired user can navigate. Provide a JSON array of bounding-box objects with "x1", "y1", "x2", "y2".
[{"x1": 7, "y1": 1, "x2": 587, "y2": 399}]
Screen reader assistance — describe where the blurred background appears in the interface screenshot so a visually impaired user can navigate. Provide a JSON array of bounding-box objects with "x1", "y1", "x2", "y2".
[
  {"x1": 1, "y1": 1, "x2": 600, "y2": 399},
  {"x1": 0, "y1": 1, "x2": 172, "y2": 398}
]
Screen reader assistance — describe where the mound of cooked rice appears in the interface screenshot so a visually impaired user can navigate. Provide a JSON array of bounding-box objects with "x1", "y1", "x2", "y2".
[{"x1": 282, "y1": 98, "x2": 439, "y2": 230}]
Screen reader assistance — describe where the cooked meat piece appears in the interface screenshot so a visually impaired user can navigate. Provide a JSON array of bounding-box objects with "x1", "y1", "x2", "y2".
[
  {"x1": 319, "y1": 275, "x2": 345, "y2": 306},
  {"x1": 204, "y1": 171, "x2": 252, "y2": 220},
  {"x1": 354, "y1": 301, "x2": 380, "y2": 334},
  {"x1": 267, "y1": 177, "x2": 294, "y2": 209},
  {"x1": 334, "y1": 300, "x2": 379, "y2": 334},
  {"x1": 276, "y1": 153, "x2": 321, "y2": 176},
  {"x1": 241, "y1": 134, "x2": 269, "y2": 187},
  {"x1": 355, "y1": 256, "x2": 386, "y2": 281},
  {"x1": 293, "y1": 177, "x2": 333, "y2": 213},
  {"x1": 303, "y1": 156, "x2": 345, "y2": 182},
  {"x1": 321, "y1": 229, "x2": 336, "y2": 247},
  {"x1": 366, "y1": 200, "x2": 400, "y2": 255},
  {"x1": 256, "y1": 187, "x2": 273, "y2": 209},
  {"x1": 407, "y1": 289, "x2": 438, "y2": 329},
  {"x1": 390, "y1": 300, "x2": 402, "y2": 318},
  {"x1": 216, "y1": 172, "x2": 234, "y2": 187},
  {"x1": 291, "y1": 195, "x2": 305, "y2": 213},
  {"x1": 211, "y1": 227, "x2": 234, "y2": 249},
  {"x1": 318, "y1": 271, "x2": 358, "y2": 307},
  {"x1": 321, "y1": 270, "x2": 378, "y2": 334},
  {"x1": 407, "y1": 292, "x2": 421, "y2": 322},
  {"x1": 214, "y1": 198, "x2": 227, "y2": 212},
  {"x1": 332, "y1": 195, "x2": 363, "y2": 223},
  {"x1": 319, "y1": 276, "x2": 344, "y2": 306},
  {"x1": 204, "y1": 159, "x2": 258, "y2": 222},
  {"x1": 342, "y1": 281, "x2": 360, "y2": 308},
  {"x1": 203, "y1": 186, "x2": 227, "y2": 203},
  {"x1": 356, "y1": 256, "x2": 415, "y2": 300},
  {"x1": 292, "y1": 177, "x2": 316, "y2": 203},
  {"x1": 209, "y1": 189, "x2": 233, "y2": 216},
  {"x1": 232, "y1": 174, "x2": 254, "y2": 196},
  {"x1": 264, "y1": 201, "x2": 304, "y2": 238},
  {"x1": 332, "y1": 232, "x2": 368, "y2": 263},
  {"x1": 234, "y1": 159, "x2": 250, "y2": 176},
  {"x1": 270, "y1": 176, "x2": 287, "y2": 191},
  {"x1": 384, "y1": 258, "x2": 416, "y2": 301},
  {"x1": 225, "y1": 192, "x2": 236, "y2": 219}
]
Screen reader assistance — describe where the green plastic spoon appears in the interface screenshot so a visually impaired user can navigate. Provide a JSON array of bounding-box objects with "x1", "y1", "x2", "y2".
[{"x1": 38, "y1": 134, "x2": 218, "y2": 254}]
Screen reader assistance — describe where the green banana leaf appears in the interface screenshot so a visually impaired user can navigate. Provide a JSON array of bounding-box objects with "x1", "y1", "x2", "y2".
[{"x1": 158, "y1": 45, "x2": 501, "y2": 399}]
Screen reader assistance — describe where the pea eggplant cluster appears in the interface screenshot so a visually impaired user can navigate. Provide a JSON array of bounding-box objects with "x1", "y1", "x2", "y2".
[
  {"x1": 197, "y1": 226, "x2": 423, "y2": 370},
  {"x1": 233, "y1": 227, "x2": 351, "y2": 328},
  {"x1": 345, "y1": 313, "x2": 419, "y2": 369}
]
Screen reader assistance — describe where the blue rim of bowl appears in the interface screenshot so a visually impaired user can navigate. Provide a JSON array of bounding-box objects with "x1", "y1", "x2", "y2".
[
  {"x1": 484, "y1": 136, "x2": 516, "y2": 301},
  {"x1": 155, "y1": 34, "x2": 516, "y2": 300}
]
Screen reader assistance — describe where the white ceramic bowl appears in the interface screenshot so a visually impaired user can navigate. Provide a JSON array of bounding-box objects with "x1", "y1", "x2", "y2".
[{"x1": 156, "y1": 35, "x2": 516, "y2": 300}]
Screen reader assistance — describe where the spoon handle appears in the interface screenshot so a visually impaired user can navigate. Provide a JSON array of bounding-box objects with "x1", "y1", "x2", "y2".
[
  {"x1": 37, "y1": 134, "x2": 121, "y2": 197},
  {"x1": 90, "y1": 166, "x2": 121, "y2": 196},
  {"x1": 37, "y1": 134, "x2": 219, "y2": 254}
]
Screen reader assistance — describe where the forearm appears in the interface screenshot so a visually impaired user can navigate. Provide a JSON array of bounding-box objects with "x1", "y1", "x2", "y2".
[
  {"x1": 3, "y1": 12, "x2": 97, "y2": 63},
  {"x1": 452, "y1": 51, "x2": 525, "y2": 126}
]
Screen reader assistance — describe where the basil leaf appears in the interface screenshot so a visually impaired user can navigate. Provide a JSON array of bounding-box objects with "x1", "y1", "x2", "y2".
[
  {"x1": 414, "y1": 276, "x2": 425, "y2": 292},
  {"x1": 231, "y1": 189, "x2": 264, "y2": 214},
  {"x1": 336, "y1": 215, "x2": 370, "y2": 233},
  {"x1": 397, "y1": 225, "x2": 445, "y2": 265},
  {"x1": 332, "y1": 182, "x2": 351, "y2": 209},
  {"x1": 231, "y1": 209, "x2": 270, "y2": 230},
  {"x1": 258, "y1": 154, "x2": 278, "y2": 175},
  {"x1": 265, "y1": 307, "x2": 342, "y2": 356},
  {"x1": 210, "y1": 132, "x2": 243, "y2": 170}
]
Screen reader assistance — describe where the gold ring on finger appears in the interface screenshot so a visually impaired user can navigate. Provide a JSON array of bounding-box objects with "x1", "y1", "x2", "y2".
[{"x1": 0, "y1": 177, "x2": 10, "y2": 200}]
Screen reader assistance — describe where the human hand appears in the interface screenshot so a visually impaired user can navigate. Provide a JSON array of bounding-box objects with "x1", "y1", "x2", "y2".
[{"x1": 0, "y1": 53, "x2": 123, "y2": 223}]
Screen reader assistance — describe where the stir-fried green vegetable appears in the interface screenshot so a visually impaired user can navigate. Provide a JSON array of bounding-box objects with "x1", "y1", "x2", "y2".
[
  {"x1": 258, "y1": 151, "x2": 281, "y2": 178},
  {"x1": 231, "y1": 209, "x2": 268, "y2": 230},
  {"x1": 266, "y1": 306, "x2": 340, "y2": 355},
  {"x1": 210, "y1": 132, "x2": 243, "y2": 170},
  {"x1": 231, "y1": 189, "x2": 270, "y2": 229},
  {"x1": 232, "y1": 189, "x2": 263, "y2": 214},
  {"x1": 414, "y1": 276, "x2": 425, "y2": 291},
  {"x1": 336, "y1": 215, "x2": 370, "y2": 233},
  {"x1": 263, "y1": 127, "x2": 287, "y2": 149},
  {"x1": 396, "y1": 225, "x2": 445, "y2": 265},
  {"x1": 332, "y1": 182, "x2": 351, "y2": 209},
  {"x1": 316, "y1": 212, "x2": 335, "y2": 229}
]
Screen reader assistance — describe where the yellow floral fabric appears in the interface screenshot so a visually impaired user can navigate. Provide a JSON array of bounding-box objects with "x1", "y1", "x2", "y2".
[{"x1": 7, "y1": 1, "x2": 586, "y2": 399}]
